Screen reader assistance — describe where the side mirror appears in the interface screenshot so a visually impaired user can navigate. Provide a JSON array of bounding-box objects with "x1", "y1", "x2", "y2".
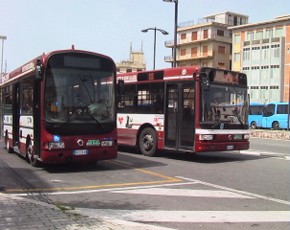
[
  {"x1": 35, "y1": 59, "x2": 43, "y2": 80},
  {"x1": 200, "y1": 73, "x2": 209, "y2": 88}
]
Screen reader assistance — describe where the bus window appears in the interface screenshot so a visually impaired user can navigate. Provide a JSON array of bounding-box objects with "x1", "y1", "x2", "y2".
[
  {"x1": 3, "y1": 86, "x2": 12, "y2": 114},
  {"x1": 21, "y1": 77, "x2": 34, "y2": 115}
]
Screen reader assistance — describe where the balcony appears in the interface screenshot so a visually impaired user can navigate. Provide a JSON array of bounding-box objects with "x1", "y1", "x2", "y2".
[
  {"x1": 165, "y1": 34, "x2": 232, "y2": 48},
  {"x1": 243, "y1": 37, "x2": 281, "y2": 47},
  {"x1": 164, "y1": 52, "x2": 215, "y2": 63}
]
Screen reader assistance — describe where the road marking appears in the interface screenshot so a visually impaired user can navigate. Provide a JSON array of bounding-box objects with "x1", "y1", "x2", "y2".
[
  {"x1": 10, "y1": 182, "x2": 196, "y2": 196},
  {"x1": 73, "y1": 209, "x2": 290, "y2": 223},
  {"x1": 113, "y1": 188, "x2": 254, "y2": 199},
  {"x1": 178, "y1": 176, "x2": 290, "y2": 205},
  {"x1": 241, "y1": 149, "x2": 288, "y2": 159},
  {"x1": 5, "y1": 160, "x2": 181, "y2": 194}
]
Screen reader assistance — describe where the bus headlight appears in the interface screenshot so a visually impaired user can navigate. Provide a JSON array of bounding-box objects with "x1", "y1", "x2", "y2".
[
  {"x1": 199, "y1": 134, "x2": 213, "y2": 141},
  {"x1": 243, "y1": 134, "x2": 250, "y2": 140},
  {"x1": 46, "y1": 142, "x2": 65, "y2": 150}
]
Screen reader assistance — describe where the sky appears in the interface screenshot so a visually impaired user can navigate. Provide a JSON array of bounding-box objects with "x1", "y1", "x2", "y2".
[{"x1": 0, "y1": 0, "x2": 290, "y2": 72}]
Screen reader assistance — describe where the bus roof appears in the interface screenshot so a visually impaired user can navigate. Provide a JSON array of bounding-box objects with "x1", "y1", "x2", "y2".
[
  {"x1": 117, "y1": 66, "x2": 246, "y2": 85},
  {"x1": 117, "y1": 66, "x2": 204, "y2": 83},
  {"x1": 0, "y1": 47, "x2": 114, "y2": 86}
]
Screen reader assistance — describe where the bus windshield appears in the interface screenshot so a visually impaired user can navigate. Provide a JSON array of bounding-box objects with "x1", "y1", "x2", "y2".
[
  {"x1": 200, "y1": 84, "x2": 248, "y2": 128},
  {"x1": 44, "y1": 54, "x2": 115, "y2": 132}
]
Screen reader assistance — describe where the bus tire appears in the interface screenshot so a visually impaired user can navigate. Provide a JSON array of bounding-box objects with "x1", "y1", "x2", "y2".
[
  {"x1": 250, "y1": 121, "x2": 257, "y2": 129},
  {"x1": 26, "y1": 139, "x2": 40, "y2": 167},
  {"x1": 5, "y1": 132, "x2": 14, "y2": 153},
  {"x1": 138, "y1": 127, "x2": 157, "y2": 157},
  {"x1": 272, "y1": 121, "x2": 280, "y2": 130}
]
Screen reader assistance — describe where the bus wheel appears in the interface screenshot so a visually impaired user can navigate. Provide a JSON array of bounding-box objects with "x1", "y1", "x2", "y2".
[
  {"x1": 26, "y1": 140, "x2": 40, "y2": 167},
  {"x1": 138, "y1": 127, "x2": 157, "y2": 157},
  {"x1": 250, "y1": 121, "x2": 257, "y2": 129},
  {"x1": 272, "y1": 122, "x2": 280, "y2": 130},
  {"x1": 5, "y1": 133, "x2": 14, "y2": 153}
]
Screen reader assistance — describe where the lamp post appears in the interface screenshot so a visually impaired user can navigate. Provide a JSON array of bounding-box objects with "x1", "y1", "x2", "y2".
[
  {"x1": 0, "y1": 35, "x2": 7, "y2": 140},
  {"x1": 163, "y1": 0, "x2": 178, "y2": 67},
  {"x1": 0, "y1": 35, "x2": 7, "y2": 80},
  {"x1": 142, "y1": 27, "x2": 168, "y2": 70}
]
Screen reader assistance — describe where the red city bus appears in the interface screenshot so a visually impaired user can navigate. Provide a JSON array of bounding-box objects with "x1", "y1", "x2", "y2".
[
  {"x1": 0, "y1": 48, "x2": 117, "y2": 166},
  {"x1": 117, "y1": 66, "x2": 249, "y2": 156}
]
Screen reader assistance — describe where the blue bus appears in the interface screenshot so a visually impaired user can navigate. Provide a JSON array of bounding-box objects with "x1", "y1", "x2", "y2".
[
  {"x1": 248, "y1": 102, "x2": 264, "y2": 129},
  {"x1": 262, "y1": 102, "x2": 290, "y2": 130}
]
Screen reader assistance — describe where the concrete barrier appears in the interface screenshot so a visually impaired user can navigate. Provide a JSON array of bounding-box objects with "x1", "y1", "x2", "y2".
[{"x1": 250, "y1": 129, "x2": 290, "y2": 140}]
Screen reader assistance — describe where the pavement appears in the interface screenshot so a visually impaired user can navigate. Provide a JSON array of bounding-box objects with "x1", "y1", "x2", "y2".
[
  {"x1": 0, "y1": 192, "x2": 172, "y2": 230},
  {"x1": 0, "y1": 129, "x2": 288, "y2": 230}
]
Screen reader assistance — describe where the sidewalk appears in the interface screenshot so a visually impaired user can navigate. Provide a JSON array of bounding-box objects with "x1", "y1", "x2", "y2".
[{"x1": 0, "y1": 193, "x2": 171, "y2": 230}]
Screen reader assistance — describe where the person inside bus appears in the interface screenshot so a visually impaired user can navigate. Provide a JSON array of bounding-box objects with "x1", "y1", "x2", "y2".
[
  {"x1": 183, "y1": 100, "x2": 194, "y2": 120},
  {"x1": 153, "y1": 95, "x2": 164, "y2": 113}
]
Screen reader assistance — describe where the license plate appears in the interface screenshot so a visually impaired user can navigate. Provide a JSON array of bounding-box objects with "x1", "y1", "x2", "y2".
[
  {"x1": 73, "y1": 149, "x2": 88, "y2": 155},
  {"x1": 234, "y1": 134, "x2": 243, "y2": 140},
  {"x1": 226, "y1": 145, "x2": 234, "y2": 150}
]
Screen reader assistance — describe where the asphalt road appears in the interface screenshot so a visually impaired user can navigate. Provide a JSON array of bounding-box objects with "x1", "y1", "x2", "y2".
[{"x1": 0, "y1": 138, "x2": 289, "y2": 230}]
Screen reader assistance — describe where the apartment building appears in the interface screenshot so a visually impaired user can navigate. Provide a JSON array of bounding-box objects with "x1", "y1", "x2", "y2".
[
  {"x1": 116, "y1": 45, "x2": 146, "y2": 73},
  {"x1": 165, "y1": 12, "x2": 248, "y2": 69},
  {"x1": 230, "y1": 15, "x2": 290, "y2": 103}
]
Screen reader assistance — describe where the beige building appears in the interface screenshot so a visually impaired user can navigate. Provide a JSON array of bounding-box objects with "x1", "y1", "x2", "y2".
[
  {"x1": 165, "y1": 12, "x2": 248, "y2": 69},
  {"x1": 116, "y1": 45, "x2": 146, "y2": 73},
  {"x1": 230, "y1": 15, "x2": 290, "y2": 103}
]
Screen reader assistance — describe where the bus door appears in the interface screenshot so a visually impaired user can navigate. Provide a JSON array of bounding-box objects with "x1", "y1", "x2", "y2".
[
  {"x1": 12, "y1": 83, "x2": 20, "y2": 146},
  {"x1": 165, "y1": 83, "x2": 195, "y2": 152}
]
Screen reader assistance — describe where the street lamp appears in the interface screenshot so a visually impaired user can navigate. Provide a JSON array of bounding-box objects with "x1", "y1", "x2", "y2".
[
  {"x1": 0, "y1": 35, "x2": 7, "y2": 140},
  {"x1": 0, "y1": 35, "x2": 7, "y2": 79},
  {"x1": 142, "y1": 27, "x2": 168, "y2": 70},
  {"x1": 163, "y1": 0, "x2": 178, "y2": 67}
]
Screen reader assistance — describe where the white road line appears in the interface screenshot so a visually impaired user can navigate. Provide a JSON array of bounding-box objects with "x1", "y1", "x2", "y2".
[
  {"x1": 241, "y1": 149, "x2": 288, "y2": 159},
  {"x1": 177, "y1": 176, "x2": 290, "y2": 205},
  {"x1": 113, "y1": 188, "x2": 253, "y2": 199},
  {"x1": 73, "y1": 209, "x2": 290, "y2": 223},
  {"x1": 11, "y1": 182, "x2": 197, "y2": 196}
]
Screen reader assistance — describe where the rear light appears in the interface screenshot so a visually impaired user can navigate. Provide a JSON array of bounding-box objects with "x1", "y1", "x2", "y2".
[
  {"x1": 199, "y1": 134, "x2": 213, "y2": 141},
  {"x1": 45, "y1": 142, "x2": 65, "y2": 150}
]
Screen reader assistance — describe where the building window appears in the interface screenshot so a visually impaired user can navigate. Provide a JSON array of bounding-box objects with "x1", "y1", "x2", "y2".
[
  {"x1": 181, "y1": 49, "x2": 186, "y2": 56},
  {"x1": 275, "y1": 27, "x2": 284, "y2": 37},
  {"x1": 243, "y1": 48, "x2": 250, "y2": 61},
  {"x1": 255, "y1": 30, "x2": 263, "y2": 40},
  {"x1": 218, "y1": 46, "x2": 226, "y2": 54},
  {"x1": 234, "y1": 34, "x2": 241, "y2": 43},
  {"x1": 265, "y1": 29, "x2": 273, "y2": 38},
  {"x1": 217, "y1": 30, "x2": 224, "y2": 37},
  {"x1": 234, "y1": 53, "x2": 240, "y2": 62},
  {"x1": 246, "y1": 31, "x2": 254, "y2": 41},
  {"x1": 191, "y1": 47, "x2": 198, "y2": 57},
  {"x1": 218, "y1": 63, "x2": 225, "y2": 68},
  {"x1": 181, "y1": 33, "x2": 186, "y2": 40},
  {"x1": 203, "y1": 30, "x2": 208, "y2": 39},
  {"x1": 202, "y1": 46, "x2": 208, "y2": 56},
  {"x1": 191, "y1": 31, "x2": 197, "y2": 41}
]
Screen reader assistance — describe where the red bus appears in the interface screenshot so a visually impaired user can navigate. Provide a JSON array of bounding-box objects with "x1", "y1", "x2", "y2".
[
  {"x1": 117, "y1": 66, "x2": 249, "y2": 156},
  {"x1": 0, "y1": 48, "x2": 117, "y2": 166}
]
